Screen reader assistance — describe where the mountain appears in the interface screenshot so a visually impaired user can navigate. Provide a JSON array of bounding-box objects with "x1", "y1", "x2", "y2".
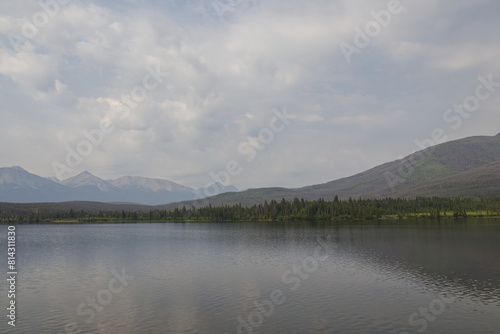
[
  {"x1": 0, "y1": 169, "x2": 235, "y2": 205},
  {"x1": 57, "y1": 172, "x2": 124, "y2": 203},
  {"x1": 161, "y1": 134, "x2": 500, "y2": 208},
  {"x1": 0, "y1": 166, "x2": 75, "y2": 202},
  {"x1": 108, "y1": 176, "x2": 196, "y2": 205},
  {"x1": 294, "y1": 134, "x2": 500, "y2": 199},
  {"x1": 61, "y1": 171, "x2": 119, "y2": 191}
]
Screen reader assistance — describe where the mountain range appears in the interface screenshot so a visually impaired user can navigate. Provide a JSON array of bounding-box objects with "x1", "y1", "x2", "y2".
[
  {"x1": 1, "y1": 134, "x2": 499, "y2": 207},
  {"x1": 0, "y1": 168, "x2": 237, "y2": 205}
]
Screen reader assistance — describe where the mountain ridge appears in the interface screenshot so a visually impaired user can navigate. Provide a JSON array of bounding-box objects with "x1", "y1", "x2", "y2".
[{"x1": 0, "y1": 169, "x2": 238, "y2": 205}]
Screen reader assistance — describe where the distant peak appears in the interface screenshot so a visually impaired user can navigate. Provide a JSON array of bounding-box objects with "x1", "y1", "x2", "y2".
[
  {"x1": 76, "y1": 171, "x2": 98, "y2": 178},
  {"x1": 11, "y1": 166, "x2": 26, "y2": 171},
  {"x1": 497, "y1": 133, "x2": 500, "y2": 137},
  {"x1": 64, "y1": 171, "x2": 102, "y2": 182}
]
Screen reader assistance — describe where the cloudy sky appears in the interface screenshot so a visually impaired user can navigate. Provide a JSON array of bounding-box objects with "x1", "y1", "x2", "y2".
[{"x1": 0, "y1": 0, "x2": 499, "y2": 189}]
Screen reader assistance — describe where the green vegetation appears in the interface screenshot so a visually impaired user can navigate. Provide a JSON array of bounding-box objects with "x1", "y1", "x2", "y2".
[{"x1": 1, "y1": 196, "x2": 500, "y2": 223}]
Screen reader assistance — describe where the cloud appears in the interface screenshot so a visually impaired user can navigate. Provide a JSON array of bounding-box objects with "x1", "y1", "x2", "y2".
[
  {"x1": 0, "y1": 0, "x2": 499, "y2": 189},
  {"x1": 0, "y1": 43, "x2": 60, "y2": 97}
]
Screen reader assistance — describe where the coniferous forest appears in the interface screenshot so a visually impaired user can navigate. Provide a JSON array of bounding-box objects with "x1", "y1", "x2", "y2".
[{"x1": 1, "y1": 196, "x2": 500, "y2": 223}]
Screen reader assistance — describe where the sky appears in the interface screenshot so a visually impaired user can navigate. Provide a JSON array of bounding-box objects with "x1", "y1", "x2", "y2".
[{"x1": 0, "y1": 0, "x2": 499, "y2": 190}]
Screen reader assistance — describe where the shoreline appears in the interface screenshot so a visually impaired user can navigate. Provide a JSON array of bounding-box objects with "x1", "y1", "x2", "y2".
[{"x1": 3, "y1": 213, "x2": 500, "y2": 224}]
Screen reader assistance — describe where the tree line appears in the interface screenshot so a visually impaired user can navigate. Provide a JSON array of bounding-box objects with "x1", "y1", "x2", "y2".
[{"x1": 1, "y1": 196, "x2": 500, "y2": 223}]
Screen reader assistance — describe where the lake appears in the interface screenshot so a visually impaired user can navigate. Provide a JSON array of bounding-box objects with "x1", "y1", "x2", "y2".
[{"x1": 1, "y1": 219, "x2": 500, "y2": 333}]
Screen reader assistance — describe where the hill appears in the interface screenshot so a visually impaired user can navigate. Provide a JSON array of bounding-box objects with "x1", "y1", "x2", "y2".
[{"x1": 161, "y1": 134, "x2": 500, "y2": 208}]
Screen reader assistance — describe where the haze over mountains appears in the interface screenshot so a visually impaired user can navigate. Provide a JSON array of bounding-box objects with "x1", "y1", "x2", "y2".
[
  {"x1": 1, "y1": 134, "x2": 499, "y2": 207},
  {"x1": 0, "y1": 168, "x2": 237, "y2": 205}
]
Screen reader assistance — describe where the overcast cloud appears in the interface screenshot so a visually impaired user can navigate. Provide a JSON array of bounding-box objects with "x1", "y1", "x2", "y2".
[{"x1": 0, "y1": 0, "x2": 499, "y2": 189}]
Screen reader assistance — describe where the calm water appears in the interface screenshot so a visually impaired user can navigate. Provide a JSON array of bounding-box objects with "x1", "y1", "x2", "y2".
[{"x1": 1, "y1": 219, "x2": 500, "y2": 334}]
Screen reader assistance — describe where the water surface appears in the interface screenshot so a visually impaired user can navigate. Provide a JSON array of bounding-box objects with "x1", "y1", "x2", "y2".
[{"x1": 1, "y1": 219, "x2": 499, "y2": 333}]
